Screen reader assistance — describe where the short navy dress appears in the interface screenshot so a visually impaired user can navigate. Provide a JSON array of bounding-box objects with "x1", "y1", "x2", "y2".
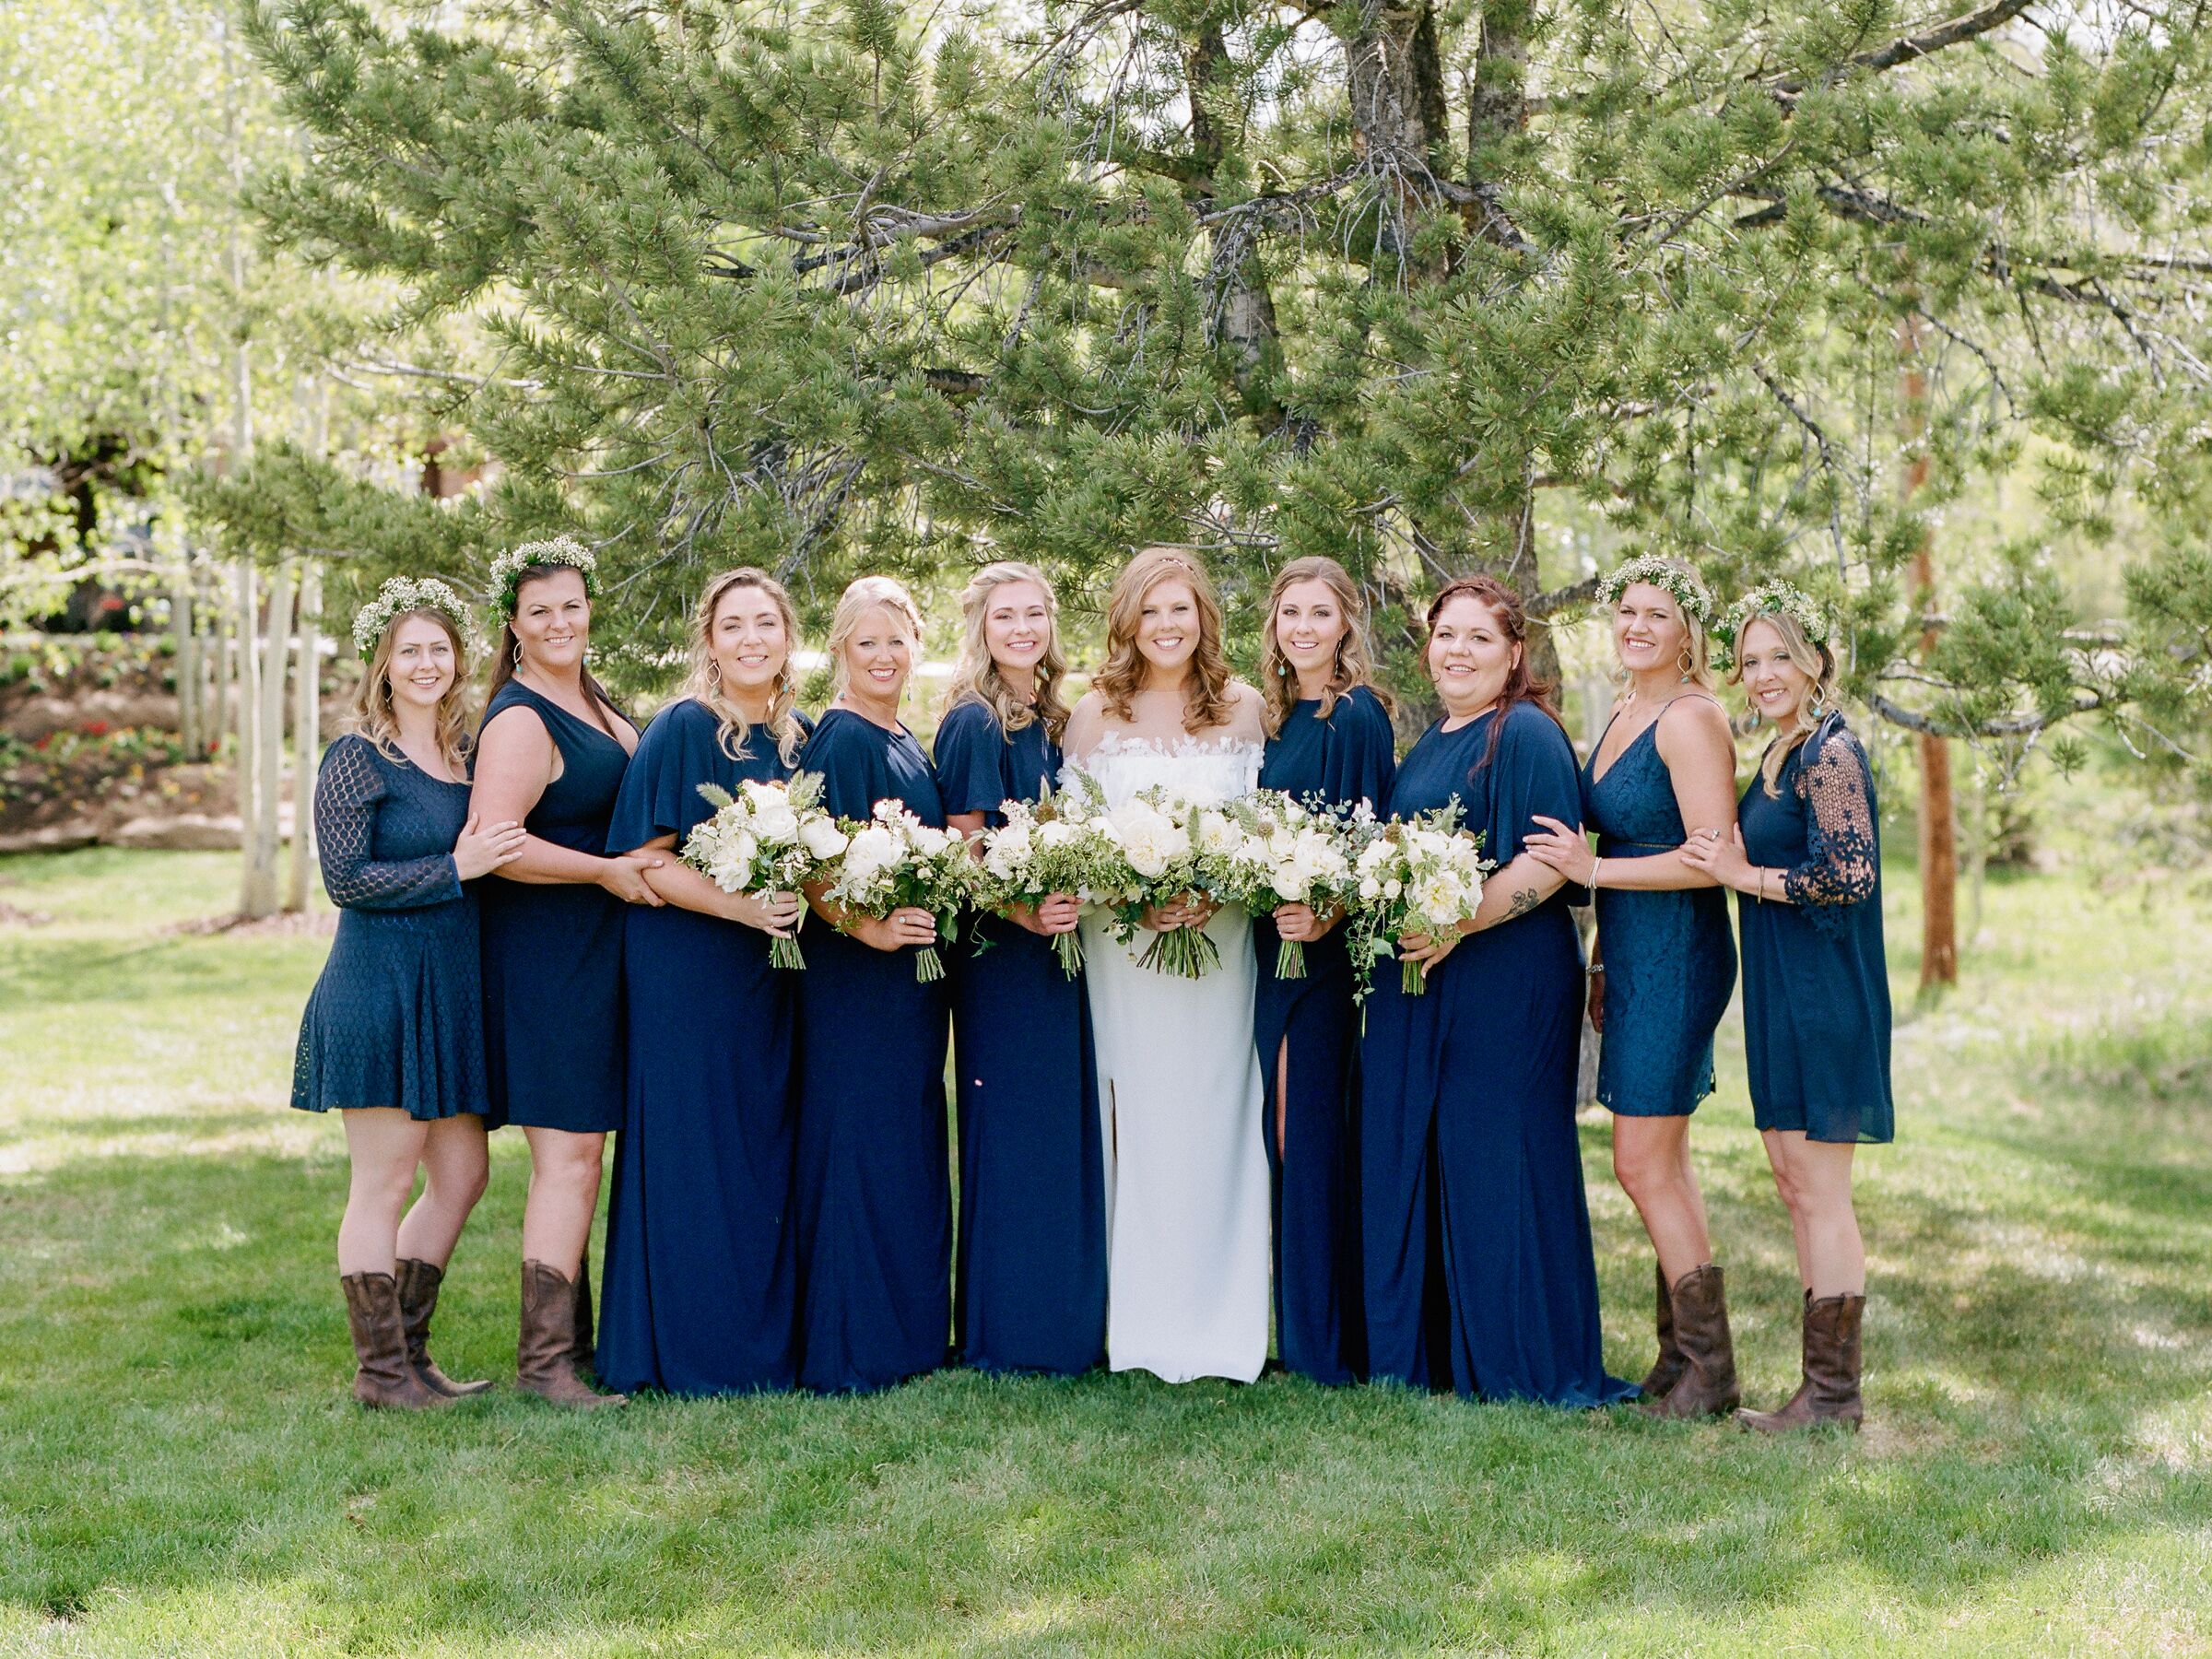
[
  {"x1": 596, "y1": 699, "x2": 812, "y2": 1395},
  {"x1": 1737, "y1": 712, "x2": 1893, "y2": 1144},
  {"x1": 1359, "y1": 703, "x2": 1635, "y2": 1407},
  {"x1": 1253, "y1": 685, "x2": 1396, "y2": 1385},
  {"x1": 1583, "y1": 697, "x2": 1737, "y2": 1117},
  {"x1": 477, "y1": 680, "x2": 636, "y2": 1134},
  {"x1": 935, "y1": 697, "x2": 1107, "y2": 1377},
  {"x1": 292, "y1": 735, "x2": 488, "y2": 1120},
  {"x1": 793, "y1": 708, "x2": 953, "y2": 1394}
]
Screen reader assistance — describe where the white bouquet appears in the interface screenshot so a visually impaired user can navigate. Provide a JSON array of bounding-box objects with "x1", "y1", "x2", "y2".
[
  {"x1": 1091, "y1": 785, "x2": 1236, "y2": 980},
  {"x1": 680, "y1": 771, "x2": 848, "y2": 970},
  {"x1": 972, "y1": 782, "x2": 1116, "y2": 979},
  {"x1": 1213, "y1": 790, "x2": 1372, "y2": 981},
  {"x1": 1344, "y1": 804, "x2": 1493, "y2": 996},
  {"x1": 823, "y1": 799, "x2": 978, "y2": 982}
]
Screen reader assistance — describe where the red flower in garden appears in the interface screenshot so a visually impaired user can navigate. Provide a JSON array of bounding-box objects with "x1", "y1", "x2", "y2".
[{"x1": 81, "y1": 720, "x2": 111, "y2": 737}]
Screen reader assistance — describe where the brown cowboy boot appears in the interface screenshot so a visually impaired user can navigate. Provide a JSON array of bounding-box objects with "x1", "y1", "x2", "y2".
[
  {"x1": 1739, "y1": 1293, "x2": 1865, "y2": 1433},
  {"x1": 394, "y1": 1258, "x2": 491, "y2": 1397},
  {"x1": 516, "y1": 1260, "x2": 626, "y2": 1409},
  {"x1": 571, "y1": 1254, "x2": 597, "y2": 1382},
  {"x1": 341, "y1": 1272, "x2": 452, "y2": 1410},
  {"x1": 1638, "y1": 1264, "x2": 1740, "y2": 1418},
  {"x1": 1638, "y1": 1260, "x2": 1685, "y2": 1400}
]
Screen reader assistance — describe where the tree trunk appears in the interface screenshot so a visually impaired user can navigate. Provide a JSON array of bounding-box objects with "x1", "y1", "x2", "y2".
[
  {"x1": 288, "y1": 562, "x2": 322, "y2": 912},
  {"x1": 245, "y1": 560, "x2": 295, "y2": 919},
  {"x1": 1897, "y1": 315, "x2": 1958, "y2": 990},
  {"x1": 171, "y1": 565, "x2": 199, "y2": 758},
  {"x1": 234, "y1": 559, "x2": 261, "y2": 914}
]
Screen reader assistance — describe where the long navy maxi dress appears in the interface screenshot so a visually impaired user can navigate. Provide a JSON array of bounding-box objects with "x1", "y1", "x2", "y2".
[
  {"x1": 1583, "y1": 697, "x2": 1737, "y2": 1117},
  {"x1": 935, "y1": 698, "x2": 1108, "y2": 1376},
  {"x1": 292, "y1": 734, "x2": 488, "y2": 1121},
  {"x1": 596, "y1": 698, "x2": 811, "y2": 1395},
  {"x1": 1359, "y1": 702, "x2": 1636, "y2": 1407},
  {"x1": 1253, "y1": 684, "x2": 1396, "y2": 1385},
  {"x1": 1736, "y1": 712, "x2": 1893, "y2": 1145},
  {"x1": 477, "y1": 679, "x2": 636, "y2": 1135},
  {"x1": 794, "y1": 708, "x2": 953, "y2": 1394}
]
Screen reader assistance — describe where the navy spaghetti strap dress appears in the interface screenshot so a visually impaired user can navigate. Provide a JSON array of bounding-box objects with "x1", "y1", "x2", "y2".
[
  {"x1": 793, "y1": 708, "x2": 953, "y2": 1394},
  {"x1": 477, "y1": 680, "x2": 635, "y2": 1134},
  {"x1": 935, "y1": 697, "x2": 1107, "y2": 1377},
  {"x1": 1736, "y1": 712, "x2": 1893, "y2": 1144},
  {"x1": 1359, "y1": 703, "x2": 1635, "y2": 1407},
  {"x1": 595, "y1": 699, "x2": 812, "y2": 1395},
  {"x1": 1583, "y1": 700, "x2": 1737, "y2": 1116},
  {"x1": 291, "y1": 735, "x2": 488, "y2": 1120},
  {"x1": 1253, "y1": 685, "x2": 1396, "y2": 1385}
]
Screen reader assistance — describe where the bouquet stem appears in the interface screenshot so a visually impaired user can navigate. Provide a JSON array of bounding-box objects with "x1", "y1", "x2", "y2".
[
  {"x1": 1139, "y1": 923, "x2": 1221, "y2": 979},
  {"x1": 1275, "y1": 938, "x2": 1308, "y2": 980},
  {"x1": 914, "y1": 945, "x2": 947, "y2": 983},
  {"x1": 1052, "y1": 929, "x2": 1085, "y2": 979},
  {"x1": 770, "y1": 935, "x2": 807, "y2": 971},
  {"x1": 1401, "y1": 955, "x2": 1428, "y2": 995}
]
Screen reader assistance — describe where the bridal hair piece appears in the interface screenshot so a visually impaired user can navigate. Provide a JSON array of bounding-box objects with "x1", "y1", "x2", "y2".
[
  {"x1": 1716, "y1": 580, "x2": 1832, "y2": 661},
  {"x1": 1094, "y1": 546, "x2": 1235, "y2": 732},
  {"x1": 489, "y1": 535, "x2": 598, "y2": 622},
  {"x1": 351, "y1": 586, "x2": 474, "y2": 773},
  {"x1": 1594, "y1": 553, "x2": 1714, "y2": 627},
  {"x1": 351, "y1": 576, "x2": 473, "y2": 661}
]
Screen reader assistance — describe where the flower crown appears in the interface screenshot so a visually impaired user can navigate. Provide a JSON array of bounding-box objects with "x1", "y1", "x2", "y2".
[
  {"x1": 1717, "y1": 582, "x2": 1832, "y2": 658},
  {"x1": 350, "y1": 576, "x2": 474, "y2": 661},
  {"x1": 1594, "y1": 554, "x2": 1713, "y2": 627},
  {"x1": 489, "y1": 535, "x2": 598, "y2": 621}
]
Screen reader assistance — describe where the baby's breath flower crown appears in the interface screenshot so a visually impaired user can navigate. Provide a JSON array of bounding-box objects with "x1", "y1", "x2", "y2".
[
  {"x1": 1593, "y1": 553, "x2": 1714, "y2": 627},
  {"x1": 350, "y1": 576, "x2": 475, "y2": 661},
  {"x1": 489, "y1": 535, "x2": 598, "y2": 622},
  {"x1": 1715, "y1": 582, "x2": 1833, "y2": 667}
]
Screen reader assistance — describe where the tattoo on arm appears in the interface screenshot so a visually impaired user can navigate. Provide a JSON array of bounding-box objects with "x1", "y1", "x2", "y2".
[{"x1": 1506, "y1": 887, "x2": 1541, "y2": 919}]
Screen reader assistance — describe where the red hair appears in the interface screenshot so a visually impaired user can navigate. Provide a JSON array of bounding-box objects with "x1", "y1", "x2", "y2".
[{"x1": 1425, "y1": 575, "x2": 1566, "y2": 771}]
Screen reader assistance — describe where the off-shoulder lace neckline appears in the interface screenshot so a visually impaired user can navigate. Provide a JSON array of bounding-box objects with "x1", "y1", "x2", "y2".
[{"x1": 1076, "y1": 730, "x2": 1265, "y2": 762}]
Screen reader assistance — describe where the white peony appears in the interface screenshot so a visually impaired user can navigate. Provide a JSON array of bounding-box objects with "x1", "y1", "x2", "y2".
[
  {"x1": 1196, "y1": 810, "x2": 1243, "y2": 857},
  {"x1": 841, "y1": 824, "x2": 901, "y2": 883},
  {"x1": 909, "y1": 823, "x2": 953, "y2": 859},
  {"x1": 800, "y1": 817, "x2": 850, "y2": 859},
  {"x1": 750, "y1": 797, "x2": 800, "y2": 843}
]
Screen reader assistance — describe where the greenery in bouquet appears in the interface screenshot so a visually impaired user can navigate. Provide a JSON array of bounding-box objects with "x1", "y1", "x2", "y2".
[
  {"x1": 823, "y1": 800, "x2": 978, "y2": 982},
  {"x1": 1345, "y1": 805, "x2": 1494, "y2": 998},
  {"x1": 1094, "y1": 786, "x2": 1228, "y2": 981},
  {"x1": 1215, "y1": 791, "x2": 1376, "y2": 982},
  {"x1": 678, "y1": 771, "x2": 847, "y2": 970},
  {"x1": 973, "y1": 782, "x2": 1114, "y2": 979}
]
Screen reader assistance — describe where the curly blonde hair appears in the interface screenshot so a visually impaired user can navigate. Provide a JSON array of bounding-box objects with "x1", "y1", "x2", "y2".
[
  {"x1": 1728, "y1": 606, "x2": 1840, "y2": 797},
  {"x1": 1092, "y1": 547, "x2": 1234, "y2": 732},
  {"x1": 683, "y1": 568, "x2": 806, "y2": 766},
  {"x1": 943, "y1": 560, "x2": 1072, "y2": 743},
  {"x1": 354, "y1": 608, "x2": 473, "y2": 776},
  {"x1": 1259, "y1": 555, "x2": 1394, "y2": 738},
  {"x1": 827, "y1": 575, "x2": 925, "y2": 700}
]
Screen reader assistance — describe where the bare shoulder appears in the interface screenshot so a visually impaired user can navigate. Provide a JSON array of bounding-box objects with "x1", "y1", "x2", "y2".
[
  {"x1": 473, "y1": 702, "x2": 553, "y2": 768},
  {"x1": 1656, "y1": 691, "x2": 1735, "y2": 752},
  {"x1": 1225, "y1": 678, "x2": 1267, "y2": 737},
  {"x1": 1062, "y1": 690, "x2": 1109, "y2": 752}
]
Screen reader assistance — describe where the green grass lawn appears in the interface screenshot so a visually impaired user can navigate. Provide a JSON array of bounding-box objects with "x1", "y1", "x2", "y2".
[{"x1": 1, "y1": 846, "x2": 2207, "y2": 1656}]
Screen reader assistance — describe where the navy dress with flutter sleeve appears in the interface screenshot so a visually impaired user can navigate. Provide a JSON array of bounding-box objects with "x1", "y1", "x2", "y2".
[
  {"x1": 793, "y1": 707, "x2": 953, "y2": 1393},
  {"x1": 595, "y1": 698, "x2": 812, "y2": 1395},
  {"x1": 935, "y1": 697, "x2": 1107, "y2": 1376},
  {"x1": 291, "y1": 734, "x2": 488, "y2": 1120},
  {"x1": 1359, "y1": 702, "x2": 1634, "y2": 1407},
  {"x1": 1253, "y1": 685, "x2": 1396, "y2": 1385}
]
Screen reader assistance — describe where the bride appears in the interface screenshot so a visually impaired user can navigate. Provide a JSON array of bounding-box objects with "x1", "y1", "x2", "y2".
[{"x1": 1062, "y1": 547, "x2": 1270, "y2": 1383}]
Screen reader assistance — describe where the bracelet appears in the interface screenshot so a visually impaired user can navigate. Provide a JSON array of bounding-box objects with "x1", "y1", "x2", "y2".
[
  {"x1": 1758, "y1": 868, "x2": 1769, "y2": 902},
  {"x1": 1590, "y1": 855, "x2": 1604, "y2": 890}
]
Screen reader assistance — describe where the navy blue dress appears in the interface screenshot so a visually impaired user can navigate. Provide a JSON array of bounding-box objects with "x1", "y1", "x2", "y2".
[
  {"x1": 477, "y1": 680, "x2": 636, "y2": 1135},
  {"x1": 1737, "y1": 712, "x2": 1893, "y2": 1144},
  {"x1": 292, "y1": 735, "x2": 488, "y2": 1120},
  {"x1": 1254, "y1": 685, "x2": 1396, "y2": 1385},
  {"x1": 793, "y1": 708, "x2": 953, "y2": 1393},
  {"x1": 1583, "y1": 698, "x2": 1738, "y2": 1116},
  {"x1": 595, "y1": 699, "x2": 812, "y2": 1395},
  {"x1": 1359, "y1": 703, "x2": 1635, "y2": 1407},
  {"x1": 935, "y1": 698, "x2": 1107, "y2": 1377}
]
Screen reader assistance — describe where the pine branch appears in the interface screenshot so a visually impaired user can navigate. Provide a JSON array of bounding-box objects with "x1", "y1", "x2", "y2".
[{"x1": 1766, "y1": 0, "x2": 2037, "y2": 98}]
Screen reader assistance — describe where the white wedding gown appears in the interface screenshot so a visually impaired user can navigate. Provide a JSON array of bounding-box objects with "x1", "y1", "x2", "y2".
[{"x1": 1065, "y1": 722, "x2": 1270, "y2": 1384}]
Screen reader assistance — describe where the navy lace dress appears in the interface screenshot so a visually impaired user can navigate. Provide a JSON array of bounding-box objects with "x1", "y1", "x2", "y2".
[
  {"x1": 596, "y1": 699, "x2": 812, "y2": 1395},
  {"x1": 935, "y1": 698, "x2": 1107, "y2": 1376},
  {"x1": 291, "y1": 735, "x2": 488, "y2": 1120},
  {"x1": 1254, "y1": 685, "x2": 1396, "y2": 1385},
  {"x1": 1737, "y1": 712, "x2": 1893, "y2": 1144},
  {"x1": 793, "y1": 708, "x2": 953, "y2": 1393},
  {"x1": 477, "y1": 680, "x2": 637, "y2": 1134},
  {"x1": 1359, "y1": 703, "x2": 1634, "y2": 1407},
  {"x1": 1583, "y1": 698, "x2": 1738, "y2": 1117}
]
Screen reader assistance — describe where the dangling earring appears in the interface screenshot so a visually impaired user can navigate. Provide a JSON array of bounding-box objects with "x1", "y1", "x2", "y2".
[
  {"x1": 512, "y1": 641, "x2": 524, "y2": 671},
  {"x1": 707, "y1": 658, "x2": 722, "y2": 685},
  {"x1": 1677, "y1": 644, "x2": 1694, "y2": 683}
]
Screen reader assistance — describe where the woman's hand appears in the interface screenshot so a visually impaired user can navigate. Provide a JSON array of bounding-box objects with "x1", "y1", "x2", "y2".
[
  {"x1": 853, "y1": 906, "x2": 939, "y2": 953},
  {"x1": 1396, "y1": 926, "x2": 1462, "y2": 980},
  {"x1": 453, "y1": 816, "x2": 527, "y2": 881},
  {"x1": 1014, "y1": 893, "x2": 1082, "y2": 937},
  {"x1": 1680, "y1": 824, "x2": 1756, "y2": 891},
  {"x1": 598, "y1": 851, "x2": 668, "y2": 906},
  {"x1": 1142, "y1": 893, "x2": 1218, "y2": 933},
  {"x1": 1587, "y1": 964, "x2": 1606, "y2": 1034},
  {"x1": 1272, "y1": 901, "x2": 1343, "y2": 944},
  {"x1": 728, "y1": 888, "x2": 805, "y2": 937},
  {"x1": 1524, "y1": 814, "x2": 1597, "y2": 884}
]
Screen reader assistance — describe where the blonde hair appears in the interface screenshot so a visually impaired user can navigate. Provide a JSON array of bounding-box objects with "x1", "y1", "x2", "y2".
[
  {"x1": 1092, "y1": 547, "x2": 1234, "y2": 732},
  {"x1": 1729, "y1": 607, "x2": 1839, "y2": 796},
  {"x1": 944, "y1": 560, "x2": 1072, "y2": 743},
  {"x1": 354, "y1": 608, "x2": 473, "y2": 775},
  {"x1": 1609, "y1": 559, "x2": 1717, "y2": 692},
  {"x1": 683, "y1": 568, "x2": 806, "y2": 766},
  {"x1": 1259, "y1": 555, "x2": 1394, "y2": 738},
  {"x1": 827, "y1": 575, "x2": 925, "y2": 700}
]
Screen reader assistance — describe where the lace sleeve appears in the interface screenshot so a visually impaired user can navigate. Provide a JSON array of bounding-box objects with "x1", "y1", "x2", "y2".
[
  {"x1": 315, "y1": 739, "x2": 464, "y2": 911},
  {"x1": 1783, "y1": 724, "x2": 1877, "y2": 933}
]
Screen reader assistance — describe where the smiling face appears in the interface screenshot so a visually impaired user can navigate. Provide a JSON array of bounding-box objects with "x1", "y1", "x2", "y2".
[
  {"x1": 1271, "y1": 578, "x2": 1349, "y2": 687},
  {"x1": 384, "y1": 613, "x2": 458, "y2": 711},
  {"x1": 982, "y1": 579, "x2": 1052, "y2": 682},
  {"x1": 1135, "y1": 577, "x2": 1202, "y2": 677},
  {"x1": 841, "y1": 604, "x2": 914, "y2": 704},
  {"x1": 1427, "y1": 593, "x2": 1518, "y2": 718},
  {"x1": 511, "y1": 567, "x2": 592, "y2": 674},
  {"x1": 709, "y1": 582, "x2": 789, "y2": 706},
  {"x1": 1735, "y1": 618, "x2": 1814, "y2": 728},
  {"x1": 1613, "y1": 581, "x2": 1690, "y2": 679}
]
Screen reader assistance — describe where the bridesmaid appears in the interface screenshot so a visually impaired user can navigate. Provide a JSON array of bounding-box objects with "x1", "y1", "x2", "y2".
[
  {"x1": 1527, "y1": 554, "x2": 1742, "y2": 1418},
  {"x1": 1686, "y1": 591, "x2": 1891, "y2": 1431},
  {"x1": 1253, "y1": 556, "x2": 1395, "y2": 1385},
  {"x1": 1360, "y1": 576, "x2": 1634, "y2": 1408},
  {"x1": 294, "y1": 579, "x2": 522, "y2": 1408},
  {"x1": 794, "y1": 576, "x2": 952, "y2": 1394},
  {"x1": 936, "y1": 561, "x2": 1107, "y2": 1377},
  {"x1": 471, "y1": 536, "x2": 654, "y2": 1409},
  {"x1": 596, "y1": 569, "x2": 812, "y2": 1395}
]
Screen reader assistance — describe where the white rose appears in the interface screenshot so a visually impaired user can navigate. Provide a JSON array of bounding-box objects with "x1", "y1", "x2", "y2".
[
  {"x1": 1359, "y1": 875, "x2": 1382, "y2": 902},
  {"x1": 1035, "y1": 820, "x2": 1075, "y2": 849},
  {"x1": 1383, "y1": 877, "x2": 1403, "y2": 900},
  {"x1": 841, "y1": 824, "x2": 901, "y2": 883},
  {"x1": 799, "y1": 817, "x2": 850, "y2": 859},
  {"x1": 750, "y1": 798, "x2": 799, "y2": 842}
]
